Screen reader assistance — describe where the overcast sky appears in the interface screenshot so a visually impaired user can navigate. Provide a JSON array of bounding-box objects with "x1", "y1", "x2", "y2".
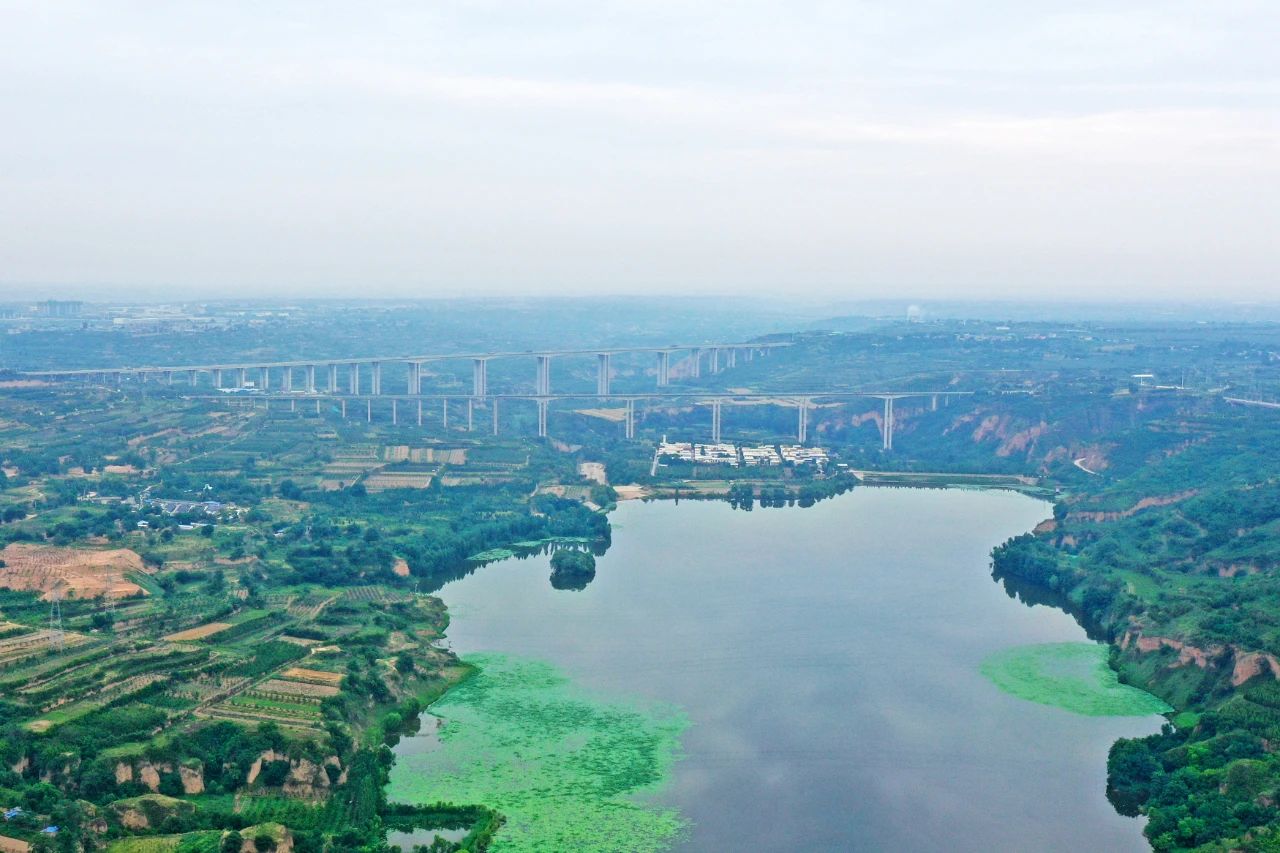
[{"x1": 0, "y1": 1, "x2": 1277, "y2": 301}]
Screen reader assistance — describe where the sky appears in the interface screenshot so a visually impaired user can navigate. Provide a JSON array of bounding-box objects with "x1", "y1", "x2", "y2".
[{"x1": 0, "y1": 1, "x2": 1277, "y2": 302}]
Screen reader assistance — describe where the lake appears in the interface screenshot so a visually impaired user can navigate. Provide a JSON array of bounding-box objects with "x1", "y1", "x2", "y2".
[{"x1": 390, "y1": 487, "x2": 1164, "y2": 851}]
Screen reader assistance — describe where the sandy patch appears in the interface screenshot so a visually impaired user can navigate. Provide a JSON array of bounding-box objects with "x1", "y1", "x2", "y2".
[
  {"x1": 164, "y1": 622, "x2": 232, "y2": 642},
  {"x1": 0, "y1": 543, "x2": 148, "y2": 600},
  {"x1": 281, "y1": 667, "x2": 345, "y2": 685},
  {"x1": 578, "y1": 462, "x2": 607, "y2": 485},
  {"x1": 613, "y1": 484, "x2": 650, "y2": 501},
  {"x1": 392, "y1": 558, "x2": 411, "y2": 577}
]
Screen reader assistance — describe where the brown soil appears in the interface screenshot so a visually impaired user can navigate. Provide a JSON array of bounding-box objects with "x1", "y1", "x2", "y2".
[
  {"x1": 163, "y1": 622, "x2": 232, "y2": 642},
  {"x1": 0, "y1": 543, "x2": 149, "y2": 600}
]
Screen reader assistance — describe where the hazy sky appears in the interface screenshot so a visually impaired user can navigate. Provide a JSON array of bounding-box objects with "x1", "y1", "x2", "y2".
[{"x1": 1, "y1": 2, "x2": 1277, "y2": 301}]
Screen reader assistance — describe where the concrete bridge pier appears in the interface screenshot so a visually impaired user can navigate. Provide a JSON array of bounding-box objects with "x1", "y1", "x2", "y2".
[
  {"x1": 260, "y1": 368, "x2": 270, "y2": 390},
  {"x1": 536, "y1": 355, "x2": 551, "y2": 395},
  {"x1": 341, "y1": 399, "x2": 347, "y2": 419},
  {"x1": 656, "y1": 351, "x2": 671, "y2": 387},
  {"x1": 596, "y1": 353, "x2": 611, "y2": 396},
  {"x1": 214, "y1": 368, "x2": 223, "y2": 388},
  {"x1": 691, "y1": 349, "x2": 702, "y2": 379},
  {"x1": 882, "y1": 397, "x2": 895, "y2": 450},
  {"x1": 711, "y1": 348, "x2": 720, "y2": 374},
  {"x1": 392, "y1": 399, "x2": 398, "y2": 425},
  {"x1": 537, "y1": 398, "x2": 549, "y2": 438},
  {"x1": 236, "y1": 368, "x2": 247, "y2": 388},
  {"x1": 366, "y1": 399, "x2": 372, "y2": 423},
  {"x1": 407, "y1": 362, "x2": 420, "y2": 395},
  {"x1": 187, "y1": 370, "x2": 197, "y2": 386},
  {"x1": 281, "y1": 368, "x2": 293, "y2": 392},
  {"x1": 327, "y1": 364, "x2": 338, "y2": 393},
  {"x1": 711, "y1": 399, "x2": 723, "y2": 443},
  {"x1": 472, "y1": 359, "x2": 488, "y2": 397},
  {"x1": 797, "y1": 398, "x2": 809, "y2": 444},
  {"x1": 349, "y1": 364, "x2": 360, "y2": 395},
  {"x1": 305, "y1": 365, "x2": 316, "y2": 393},
  {"x1": 417, "y1": 399, "x2": 423, "y2": 426},
  {"x1": 443, "y1": 398, "x2": 449, "y2": 430},
  {"x1": 371, "y1": 362, "x2": 382, "y2": 395},
  {"x1": 728, "y1": 348, "x2": 737, "y2": 368},
  {"x1": 625, "y1": 398, "x2": 635, "y2": 439},
  {"x1": 315, "y1": 399, "x2": 321, "y2": 415},
  {"x1": 467, "y1": 398, "x2": 474, "y2": 431},
  {"x1": 492, "y1": 399, "x2": 500, "y2": 436}
]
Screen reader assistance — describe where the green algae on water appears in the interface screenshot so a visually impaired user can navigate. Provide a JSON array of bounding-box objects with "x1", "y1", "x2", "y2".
[
  {"x1": 388, "y1": 653, "x2": 689, "y2": 852},
  {"x1": 981, "y1": 642, "x2": 1171, "y2": 717}
]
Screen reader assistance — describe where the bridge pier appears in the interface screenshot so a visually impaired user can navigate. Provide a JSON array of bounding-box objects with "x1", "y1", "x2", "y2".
[
  {"x1": 797, "y1": 398, "x2": 809, "y2": 444},
  {"x1": 537, "y1": 398, "x2": 548, "y2": 438},
  {"x1": 492, "y1": 399, "x2": 500, "y2": 436},
  {"x1": 467, "y1": 398, "x2": 474, "y2": 431},
  {"x1": 443, "y1": 398, "x2": 449, "y2": 430},
  {"x1": 236, "y1": 367, "x2": 247, "y2": 388},
  {"x1": 306, "y1": 365, "x2": 316, "y2": 393},
  {"x1": 536, "y1": 355, "x2": 551, "y2": 395},
  {"x1": 472, "y1": 359, "x2": 488, "y2": 397},
  {"x1": 327, "y1": 364, "x2": 338, "y2": 393},
  {"x1": 417, "y1": 399, "x2": 423, "y2": 426},
  {"x1": 349, "y1": 364, "x2": 360, "y2": 395},
  {"x1": 392, "y1": 399, "x2": 398, "y2": 425},
  {"x1": 882, "y1": 397, "x2": 895, "y2": 450},
  {"x1": 596, "y1": 353, "x2": 611, "y2": 396},
  {"x1": 261, "y1": 368, "x2": 270, "y2": 390},
  {"x1": 656, "y1": 352, "x2": 670, "y2": 387},
  {"x1": 366, "y1": 399, "x2": 372, "y2": 423},
  {"x1": 691, "y1": 349, "x2": 701, "y2": 379},
  {"x1": 371, "y1": 362, "x2": 382, "y2": 395},
  {"x1": 711, "y1": 399, "x2": 722, "y2": 443},
  {"x1": 931, "y1": 394, "x2": 938, "y2": 411},
  {"x1": 625, "y1": 398, "x2": 635, "y2": 439},
  {"x1": 281, "y1": 368, "x2": 292, "y2": 392}
]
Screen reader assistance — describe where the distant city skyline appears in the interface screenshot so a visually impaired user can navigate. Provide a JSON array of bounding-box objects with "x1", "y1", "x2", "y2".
[{"x1": 0, "y1": 2, "x2": 1276, "y2": 301}]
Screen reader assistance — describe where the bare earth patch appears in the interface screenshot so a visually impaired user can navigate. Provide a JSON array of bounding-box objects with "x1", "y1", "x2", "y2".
[
  {"x1": 280, "y1": 667, "x2": 345, "y2": 685},
  {"x1": 0, "y1": 543, "x2": 149, "y2": 600},
  {"x1": 163, "y1": 622, "x2": 232, "y2": 642}
]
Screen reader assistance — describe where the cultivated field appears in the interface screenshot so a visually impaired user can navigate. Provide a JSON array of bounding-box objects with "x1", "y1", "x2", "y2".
[
  {"x1": 0, "y1": 543, "x2": 149, "y2": 600},
  {"x1": 163, "y1": 622, "x2": 232, "y2": 642}
]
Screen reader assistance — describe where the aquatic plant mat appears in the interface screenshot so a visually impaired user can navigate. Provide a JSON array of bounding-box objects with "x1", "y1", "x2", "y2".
[
  {"x1": 981, "y1": 642, "x2": 1171, "y2": 716},
  {"x1": 388, "y1": 653, "x2": 689, "y2": 851}
]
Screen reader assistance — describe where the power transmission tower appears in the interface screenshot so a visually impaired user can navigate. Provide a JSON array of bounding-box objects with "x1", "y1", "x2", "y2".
[{"x1": 49, "y1": 588, "x2": 65, "y2": 652}]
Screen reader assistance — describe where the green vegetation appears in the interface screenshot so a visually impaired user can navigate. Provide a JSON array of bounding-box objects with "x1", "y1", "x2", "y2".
[
  {"x1": 387, "y1": 654, "x2": 688, "y2": 853},
  {"x1": 981, "y1": 643, "x2": 1171, "y2": 717}
]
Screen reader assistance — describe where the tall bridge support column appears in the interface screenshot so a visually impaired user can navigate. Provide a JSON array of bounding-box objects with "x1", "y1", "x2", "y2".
[
  {"x1": 371, "y1": 362, "x2": 382, "y2": 395},
  {"x1": 492, "y1": 399, "x2": 500, "y2": 436},
  {"x1": 260, "y1": 368, "x2": 270, "y2": 390},
  {"x1": 537, "y1": 398, "x2": 548, "y2": 438},
  {"x1": 727, "y1": 348, "x2": 737, "y2": 368},
  {"x1": 327, "y1": 364, "x2": 338, "y2": 393},
  {"x1": 305, "y1": 365, "x2": 316, "y2": 393},
  {"x1": 236, "y1": 367, "x2": 247, "y2": 388},
  {"x1": 187, "y1": 370, "x2": 197, "y2": 386},
  {"x1": 797, "y1": 398, "x2": 809, "y2": 444},
  {"x1": 281, "y1": 368, "x2": 293, "y2": 392},
  {"x1": 596, "y1": 353, "x2": 611, "y2": 396},
  {"x1": 349, "y1": 364, "x2": 360, "y2": 395},
  {"x1": 472, "y1": 359, "x2": 488, "y2": 397},
  {"x1": 656, "y1": 352, "x2": 671, "y2": 387},
  {"x1": 882, "y1": 397, "x2": 895, "y2": 450},
  {"x1": 931, "y1": 394, "x2": 938, "y2": 412},
  {"x1": 711, "y1": 399, "x2": 722, "y2": 443},
  {"x1": 625, "y1": 399, "x2": 635, "y2": 439},
  {"x1": 392, "y1": 399, "x2": 398, "y2": 425},
  {"x1": 366, "y1": 399, "x2": 372, "y2": 423},
  {"x1": 315, "y1": 399, "x2": 321, "y2": 415},
  {"x1": 691, "y1": 349, "x2": 702, "y2": 379},
  {"x1": 214, "y1": 369, "x2": 223, "y2": 389},
  {"x1": 443, "y1": 398, "x2": 449, "y2": 430},
  {"x1": 711, "y1": 348, "x2": 720, "y2": 374},
  {"x1": 341, "y1": 399, "x2": 347, "y2": 419},
  {"x1": 407, "y1": 362, "x2": 420, "y2": 395},
  {"x1": 166, "y1": 371, "x2": 173, "y2": 385},
  {"x1": 417, "y1": 399, "x2": 423, "y2": 426},
  {"x1": 467, "y1": 398, "x2": 474, "y2": 431},
  {"x1": 536, "y1": 356, "x2": 551, "y2": 395}
]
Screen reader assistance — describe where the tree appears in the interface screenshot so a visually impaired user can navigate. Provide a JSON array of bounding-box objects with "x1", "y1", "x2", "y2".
[{"x1": 221, "y1": 831, "x2": 243, "y2": 853}]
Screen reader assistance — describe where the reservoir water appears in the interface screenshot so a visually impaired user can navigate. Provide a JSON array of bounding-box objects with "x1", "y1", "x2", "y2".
[{"x1": 391, "y1": 488, "x2": 1164, "y2": 851}]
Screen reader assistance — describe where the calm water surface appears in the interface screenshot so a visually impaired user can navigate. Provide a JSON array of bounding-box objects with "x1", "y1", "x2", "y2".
[{"x1": 408, "y1": 488, "x2": 1162, "y2": 851}]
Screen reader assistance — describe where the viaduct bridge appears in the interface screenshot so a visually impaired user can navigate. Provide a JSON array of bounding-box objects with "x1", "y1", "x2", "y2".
[{"x1": 17, "y1": 342, "x2": 967, "y2": 449}]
